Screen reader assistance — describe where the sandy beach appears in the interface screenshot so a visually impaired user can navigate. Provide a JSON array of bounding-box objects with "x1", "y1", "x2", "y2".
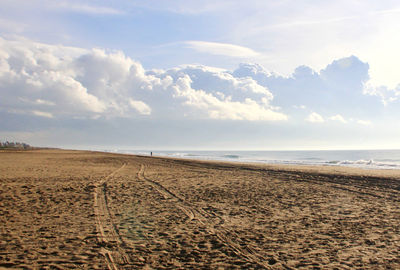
[{"x1": 1, "y1": 149, "x2": 399, "y2": 269}]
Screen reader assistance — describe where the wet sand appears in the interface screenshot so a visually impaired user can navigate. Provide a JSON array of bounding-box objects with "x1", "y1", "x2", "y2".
[{"x1": 0, "y1": 149, "x2": 399, "y2": 269}]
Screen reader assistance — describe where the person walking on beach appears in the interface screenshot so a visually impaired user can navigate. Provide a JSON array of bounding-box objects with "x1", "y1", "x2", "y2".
[{"x1": 151, "y1": 151, "x2": 153, "y2": 157}]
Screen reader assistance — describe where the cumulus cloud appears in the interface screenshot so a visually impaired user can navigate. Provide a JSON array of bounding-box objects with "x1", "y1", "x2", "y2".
[
  {"x1": 306, "y1": 112, "x2": 324, "y2": 123},
  {"x1": 165, "y1": 65, "x2": 273, "y2": 101},
  {"x1": 0, "y1": 37, "x2": 106, "y2": 116},
  {"x1": 363, "y1": 81, "x2": 400, "y2": 105},
  {"x1": 2, "y1": 36, "x2": 393, "y2": 127},
  {"x1": 129, "y1": 99, "x2": 151, "y2": 115},
  {"x1": 329, "y1": 114, "x2": 347, "y2": 123},
  {"x1": 171, "y1": 74, "x2": 286, "y2": 121},
  {"x1": 0, "y1": 36, "x2": 286, "y2": 122},
  {"x1": 184, "y1": 41, "x2": 259, "y2": 58},
  {"x1": 232, "y1": 56, "x2": 384, "y2": 120}
]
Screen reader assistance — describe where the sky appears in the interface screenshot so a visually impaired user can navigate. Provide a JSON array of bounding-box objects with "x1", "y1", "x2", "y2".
[{"x1": 1, "y1": 0, "x2": 400, "y2": 150}]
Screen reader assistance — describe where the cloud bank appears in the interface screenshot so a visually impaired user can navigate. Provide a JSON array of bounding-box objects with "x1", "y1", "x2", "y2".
[
  {"x1": 0, "y1": 37, "x2": 285, "y2": 122},
  {"x1": 2, "y1": 35, "x2": 398, "y2": 129},
  {"x1": 232, "y1": 57, "x2": 400, "y2": 124}
]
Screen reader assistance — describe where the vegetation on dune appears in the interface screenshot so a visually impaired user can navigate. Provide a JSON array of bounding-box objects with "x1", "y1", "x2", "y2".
[{"x1": 0, "y1": 141, "x2": 32, "y2": 150}]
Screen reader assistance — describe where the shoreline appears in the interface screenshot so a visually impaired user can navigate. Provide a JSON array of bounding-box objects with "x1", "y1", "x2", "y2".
[
  {"x1": 10, "y1": 147, "x2": 400, "y2": 179},
  {"x1": 102, "y1": 148, "x2": 400, "y2": 172},
  {"x1": 90, "y1": 148, "x2": 400, "y2": 180}
]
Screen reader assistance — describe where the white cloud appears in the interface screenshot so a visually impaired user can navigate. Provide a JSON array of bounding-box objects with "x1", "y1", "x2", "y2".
[
  {"x1": 167, "y1": 64, "x2": 273, "y2": 100},
  {"x1": 0, "y1": 36, "x2": 286, "y2": 122},
  {"x1": 329, "y1": 114, "x2": 347, "y2": 123},
  {"x1": 162, "y1": 64, "x2": 287, "y2": 121},
  {"x1": 49, "y1": 1, "x2": 124, "y2": 15},
  {"x1": 357, "y1": 120, "x2": 372, "y2": 126},
  {"x1": 127, "y1": 1, "x2": 237, "y2": 15},
  {"x1": 35, "y1": 99, "x2": 55, "y2": 106},
  {"x1": 129, "y1": 99, "x2": 151, "y2": 115},
  {"x1": 184, "y1": 41, "x2": 259, "y2": 58},
  {"x1": 171, "y1": 75, "x2": 287, "y2": 121},
  {"x1": 233, "y1": 58, "x2": 384, "y2": 122},
  {"x1": 0, "y1": 37, "x2": 106, "y2": 115},
  {"x1": 64, "y1": 5, "x2": 123, "y2": 15},
  {"x1": 2, "y1": 36, "x2": 391, "y2": 127},
  {"x1": 32, "y1": 110, "x2": 53, "y2": 118},
  {"x1": 306, "y1": 112, "x2": 324, "y2": 123},
  {"x1": 363, "y1": 81, "x2": 400, "y2": 105}
]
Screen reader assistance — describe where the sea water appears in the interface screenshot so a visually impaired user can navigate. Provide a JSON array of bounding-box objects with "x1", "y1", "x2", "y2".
[{"x1": 110, "y1": 149, "x2": 400, "y2": 170}]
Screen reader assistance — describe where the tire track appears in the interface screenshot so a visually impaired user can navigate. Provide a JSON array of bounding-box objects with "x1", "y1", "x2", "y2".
[
  {"x1": 93, "y1": 163, "x2": 131, "y2": 270},
  {"x1": 137, "y1": 165, "x2": 194, "y2": 222},
  {"x1": 137, "y1": 164, "x2": 273, "y2": 269}
]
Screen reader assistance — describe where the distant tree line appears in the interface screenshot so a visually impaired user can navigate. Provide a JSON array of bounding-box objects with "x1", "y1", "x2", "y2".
[{"x1": 0, "y1": 141, "x2": 32, "y2": 149}]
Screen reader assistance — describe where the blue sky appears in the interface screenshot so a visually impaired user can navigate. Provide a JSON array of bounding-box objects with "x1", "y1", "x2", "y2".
[{"x1": 1, "y1": 0, "x2": 400, "y2": 150}]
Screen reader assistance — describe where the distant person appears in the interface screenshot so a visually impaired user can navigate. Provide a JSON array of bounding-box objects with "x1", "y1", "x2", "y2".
[{"x1": 151, "y1": 151, "x2": 153, "y2": 157}]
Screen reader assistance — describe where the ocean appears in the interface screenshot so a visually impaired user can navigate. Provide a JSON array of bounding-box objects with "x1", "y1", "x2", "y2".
[{"x1": 105, "y1": 149, "x2": 400, "y2": 170}]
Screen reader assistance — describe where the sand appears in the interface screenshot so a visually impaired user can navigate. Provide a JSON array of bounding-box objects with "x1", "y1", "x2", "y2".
[{"x1": 0, "y1": 149, "x2": 399, "y2": 269}]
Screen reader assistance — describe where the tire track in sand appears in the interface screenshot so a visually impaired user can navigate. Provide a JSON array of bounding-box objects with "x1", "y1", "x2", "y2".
[
  {"x1": 137, "y1": 165, "x2": 194, "y2": 222},
  {"x1": 137, "y1": 164, "x2": 273, "y2": 269},
  {"x1": 93, "y1": 163, "x2": 131, "y2": 270}
]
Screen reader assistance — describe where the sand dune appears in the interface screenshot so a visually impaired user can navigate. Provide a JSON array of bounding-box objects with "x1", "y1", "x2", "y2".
[{"x1": 1, "y1": 149, "x2": 399, "y2": 269}]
